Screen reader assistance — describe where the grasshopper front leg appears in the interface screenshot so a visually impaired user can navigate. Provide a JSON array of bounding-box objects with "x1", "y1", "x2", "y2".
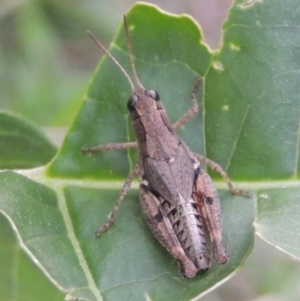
[{"x1": 172, "y1": 77, "x2": 201, "y2": 130}]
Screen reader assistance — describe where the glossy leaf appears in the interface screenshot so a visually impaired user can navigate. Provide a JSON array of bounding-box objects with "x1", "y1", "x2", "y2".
[
  {"x1": 0, "y1": 170, "x2": 254, "y2": 301},
  {"x1": 207, "y1": 0, "x2": 300, "y2": 260},
  {"x1": 0, "y1": 4, "x2": 254, "y2": 300},
  {"x1": 0, "y1": 0, "x2": 299, "y2": 300},
  {"x1": 206, "y1": 0, "x2": 300, "y2": 180}
]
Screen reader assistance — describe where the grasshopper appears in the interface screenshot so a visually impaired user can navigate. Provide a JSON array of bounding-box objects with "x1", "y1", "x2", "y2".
[{"x1": 82, "y1": 16, "x2": 250, "y2": 278}]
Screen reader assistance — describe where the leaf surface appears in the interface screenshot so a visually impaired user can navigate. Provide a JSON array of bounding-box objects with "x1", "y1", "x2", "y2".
[
  {"x1": 1, "y1": 1, "x2": 299, "y2": 300},
  {"x1": 206, "y1": 0, "x2": 300, "y2": 260}
]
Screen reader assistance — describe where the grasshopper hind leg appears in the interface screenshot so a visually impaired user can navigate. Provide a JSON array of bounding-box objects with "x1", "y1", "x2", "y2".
[
  {"x1": 194, "y1": 167, "x2": 228, "y2": 264},
  {"x1": 140, "y1": 184, "x2": 198, "y2": 278}
]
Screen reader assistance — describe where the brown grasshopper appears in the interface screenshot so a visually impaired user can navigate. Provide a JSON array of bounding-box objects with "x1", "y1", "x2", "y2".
[{"x1": 82, "y1": 16, "x2": 250, "y2": 278}]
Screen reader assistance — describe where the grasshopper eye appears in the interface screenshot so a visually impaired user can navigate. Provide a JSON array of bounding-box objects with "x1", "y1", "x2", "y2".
[
  {"x1": 127, "y1": 95, "x2": 137, "y2": 111},
  {"x1": 146, "y1": 90, "x2": 160, "y2": 101}
]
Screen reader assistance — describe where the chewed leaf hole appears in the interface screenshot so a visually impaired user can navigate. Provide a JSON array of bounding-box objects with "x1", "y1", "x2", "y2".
[
  {"x1": 212, "y1": 61, "x2": 224, "y2": 72},
  {"x1": 229, "y1": 43, "x2": 241, "y2": 51},
  {"x1": 239, "y1": 0, "x2": 262, "y2": 9}
]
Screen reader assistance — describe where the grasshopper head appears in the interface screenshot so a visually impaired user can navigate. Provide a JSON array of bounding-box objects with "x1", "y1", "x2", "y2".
[{"x1": 127, "y1": 89, "x2": 162, "y2": 119}]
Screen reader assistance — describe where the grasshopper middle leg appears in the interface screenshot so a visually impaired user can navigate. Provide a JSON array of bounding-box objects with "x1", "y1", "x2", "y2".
[
  {"x1": 193, "y1": 153, "x2": 251, "y2": 198},
  {"x1": 82, "y1": 141, "x2": 138, "y2": 237},
  {"x1": 95, "y1": 166, "x2": 139, "y2": 237},
  {"x1": 82, "y1": 141, "x2": 137, "y2": 154}
]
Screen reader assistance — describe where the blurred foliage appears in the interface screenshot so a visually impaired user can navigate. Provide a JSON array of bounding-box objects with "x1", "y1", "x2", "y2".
[
  {"x1": 0, "y1": 111, "x2": 56, "y2": 168},
  {"x1": 0, "y1": 0, "x2": 124, "y2": 126}
]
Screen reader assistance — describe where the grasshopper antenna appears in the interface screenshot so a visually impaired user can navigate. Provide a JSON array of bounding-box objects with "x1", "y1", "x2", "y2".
[
  {"x1": 123, "y1": 15, "x2": 144, "y2": 90},
  {"x1": 87, "y1": 30, "x2": 135, "y2": 93}
]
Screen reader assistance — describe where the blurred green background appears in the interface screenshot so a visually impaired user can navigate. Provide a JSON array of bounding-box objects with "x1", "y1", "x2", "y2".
[{"x1": 0, "y1": 0, "x2": 299, "y2": 300}]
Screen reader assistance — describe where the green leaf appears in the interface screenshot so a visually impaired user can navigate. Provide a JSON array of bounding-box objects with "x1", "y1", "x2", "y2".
[
  {"x1": 0, "y1": 214, "x2": 64, "y2": 301},
  {"x1": 0, "y1": 0, "x2": 299, "y2": 300},
  {"x1": 256, "y1": 188, "x2": 300, "y2": 259},
  {"x1": 0, "y1": 3, "x2": 255, "y2": 300},
  {"x1": 0, "y1": 170, "x2": 254, "y2": 301},
  {"x1": 0, "y1": 111, "x2": 56, "y2": 169},
  {"x1": 206, "y1": 0, "x2": 300, "y2": 180},
  {"x1": 205, "y1": 0, "x2": 300, "y2": 263}
]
